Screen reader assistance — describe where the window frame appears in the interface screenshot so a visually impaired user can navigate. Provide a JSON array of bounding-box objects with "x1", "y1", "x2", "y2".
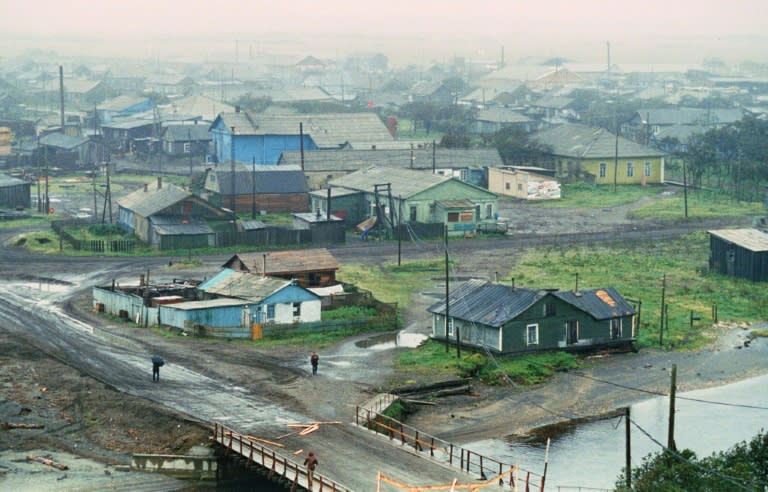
[{"x1": 526, "y1": 323, "x2": 539, "y2": 345}]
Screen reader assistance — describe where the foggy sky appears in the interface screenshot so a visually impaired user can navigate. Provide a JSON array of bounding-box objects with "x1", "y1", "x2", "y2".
[{"x1": 2, "y1": 0, "x2": 767, "y2": 65}]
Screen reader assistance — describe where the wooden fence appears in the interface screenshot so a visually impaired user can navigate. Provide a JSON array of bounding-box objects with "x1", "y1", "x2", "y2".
[
  {"x1": 51, "y1": 219, "x2": 136, "y2": 253},
  {"x1": 212, "y1": 423, "x2": 352, "y2": 492},
  {"x1": 354, "y1": 405, "x2": 545, "y2": 490}
]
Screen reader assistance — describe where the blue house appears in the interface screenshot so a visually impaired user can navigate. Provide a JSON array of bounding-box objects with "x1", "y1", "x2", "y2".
[{"x1": 209, "y1": 110, "x2": 394, "y2": 165}]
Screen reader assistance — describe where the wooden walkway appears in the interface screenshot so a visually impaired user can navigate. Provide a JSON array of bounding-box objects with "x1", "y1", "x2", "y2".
[{"x1": 212, "y1": 396, "x2": 545, "y2": 491}]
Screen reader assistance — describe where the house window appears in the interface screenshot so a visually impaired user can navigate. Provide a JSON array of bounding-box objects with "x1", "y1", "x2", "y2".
[
  {"x1": 183, "y1": 142, "x2": 191, "y2": 154},
  {"x1": 486, "y1": 204, "x2": 492, "y2": 219},
  {"x1": 517, "y1": 183, "x2": 523, "y2": 192},
  {"x1": 543, "y1": 302, "x2": 556, "y2": 317},
  {"x1": 611, "y1": 319, "x2": 622, "y2": 339},
  {"x1": 447, "y1": 317, "x2": 454, "y2": 336},
  {"x1": 292, "y1": 302, "x2": 301, "y2": 318},
  {"x1": 447, "y1": 212, "x2": 459, "y2": 222},
  {"x1": 626, "y1": 162, "x2": 634, "y2": 177},
  {"x1": 266, "y1": 304, "x2": 275, "y2": 320},
  {"x1": 526, "y1": 324, "x2": 539, "y2": 345},
  {"x1": 409, "y1": 206, "x2": 417, "y2": 221},
  {"x1": 599, "y1": 162, "x2": 607, "y2": 178},
  {"x1": 645, "y1": 161, "x2": 652, "y2": 177},
  {"x1": 505, "y1": 182, "x2": 511, "y2": 190}
]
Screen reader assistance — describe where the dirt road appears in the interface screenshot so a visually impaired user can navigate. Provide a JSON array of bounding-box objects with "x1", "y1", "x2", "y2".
[{"x1": 0, "y1": 189, "x2": 765, "y2": 489}]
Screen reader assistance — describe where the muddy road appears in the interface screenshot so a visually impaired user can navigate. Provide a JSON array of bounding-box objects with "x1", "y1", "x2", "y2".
[{"x1": 0, "y1": 190, "x2": 764, "y2": 489}]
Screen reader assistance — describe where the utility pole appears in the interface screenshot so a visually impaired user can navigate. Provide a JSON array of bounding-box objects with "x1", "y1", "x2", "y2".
[
  {"x1": 625, "y1": 407, "x2": 632, "y2": 490},
  {"x1": 683, "y1": 159, "x2": 688, "y2": 218},
  {"x1": 230, "y1": 126, "x2": 236, "y2": 212},
  {"x1": 613, "y1": 115, "x2": 619, "y2": 192},
  {"x1": 397, "y1": 195, "x2": 402, "y2": 266},
  {"x1": 36, "y1": 135, "x2": 41, "y2": 212},
  {"x1": 667, "y1": 364, "x2": 677, "y2": 451},
  {"x1": 659, "y1": 273, "x2": 666, "y2": 348},
  {"x1": 188, "y1": 128, "x2": 193, "y2": 179},
  {"x1": 59, "y1": 65, "x2": 65, "y2": 129},
  {"x1": 444, "y1": 224, "x2": 449, "y2": 353},
  {"x1": 251, "y1": 156, "x2": 256, "y2": 219}
]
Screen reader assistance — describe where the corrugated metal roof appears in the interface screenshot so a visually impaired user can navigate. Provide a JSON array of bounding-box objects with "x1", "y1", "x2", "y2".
[
  {"x1": 163, "y1": 298, "x2": 250, "y2": 310},
  {"x1": 99, "y1": 95, "x2": 150, "y2": 111},
  {"x1": 427, "y1": 279, "x2": 543, "y2": 327},
  {"x1": 553, "y1": 287, "x2": 636, "y2": 320},
  {"x1": 198, "y1": 269, "x2": 293, "y2": 301},
  {"x1": 117, "y1": 183, "x2": 192, "y2": 218},
  {"x1": 437, "y1": 199, "x2": 475, "y2": 209},
  {"x1": 636, "y1": 108, "x2": 743, "y2": 126},
  {"x1": 279, "y1": 148, "x2": 504, "y2": 172},
  {"x1": 227, "y1": 248, "x2": 340, "y2": 274},
  {"x1": 709, "y1": 228, "x2": 768, "y2": 252},
  {"x1": 328, "y1": 166, "x2": 449, "y2": 199},
  {"x1": 0, "y1": 174, "x2": 29, "y2": 187},
  {"x1": 163, "y1": 124, "x2": 211, "y2": 142},
  {"x1": 213, "y1": 166, "x2": 309, "y2": 195},
  {"x1": 213, "y1": 112, "x2": 393, "y2": 147},
  {"x1": 150, "y1": 216, "x2": 214, "y2": 236},
  {"x1": 39, "y1": 133, "x2": 90, "y2": 150},
  {"x1": 533, "y1": 124, "x2": 666, "y2": 159}
]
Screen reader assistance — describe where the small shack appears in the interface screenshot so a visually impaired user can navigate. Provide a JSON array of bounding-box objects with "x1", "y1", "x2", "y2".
[
  {"x1": 708, "y1": 228, "x2": 768, "y2": 282},
  {"x1": 0, "y1": 173, "x2": 31, "y2": 209}
]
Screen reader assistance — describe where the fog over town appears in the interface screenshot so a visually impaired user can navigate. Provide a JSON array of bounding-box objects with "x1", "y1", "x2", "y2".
[{"x1": 1, "y1": 1, "x2": 768, "y2": 490}]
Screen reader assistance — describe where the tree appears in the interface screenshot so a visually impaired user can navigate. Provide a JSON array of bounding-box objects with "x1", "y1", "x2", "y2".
[
  {"x1": 492, "y1": 127, "x2": 552, "y2": 166},
  {"x1": 615, "y1": 429, "x2": 768, "y2": 492}
]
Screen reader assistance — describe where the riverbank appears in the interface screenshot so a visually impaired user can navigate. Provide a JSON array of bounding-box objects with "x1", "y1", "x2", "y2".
[{"x1": 404, "y1": 321, "x2": 768, "y2": 444}]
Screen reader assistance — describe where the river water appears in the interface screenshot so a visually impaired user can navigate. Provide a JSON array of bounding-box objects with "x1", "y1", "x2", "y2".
[{"x1": 465, "y1": 373, "x2": 768, "y2": 491}]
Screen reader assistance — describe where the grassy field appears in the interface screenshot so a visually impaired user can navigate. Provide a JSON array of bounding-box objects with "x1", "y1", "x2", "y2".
[
  {"x1": 536, "y1": 183, "x2": 667, "y2": 208},
  {"x1": 629, "y1": 188, "x2": 766, "y2": 219},
  {"x1": 338, "y1": 259, "x2": 447, "y2": 309},
  {"x1": 346, "y1": 231, "x2": 768, "y2": 386}
]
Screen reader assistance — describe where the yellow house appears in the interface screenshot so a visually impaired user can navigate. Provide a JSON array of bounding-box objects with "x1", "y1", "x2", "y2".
[{"x1": 533, "y1": 124, "x2": 666, "y2": 185}]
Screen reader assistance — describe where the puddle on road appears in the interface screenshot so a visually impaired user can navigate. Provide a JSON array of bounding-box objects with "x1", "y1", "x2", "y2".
[
  {"x1": 355, "y1": 331, "x2": 428, "y2": 350},
  {"x1": 11, "y1": 281, "x2": 73, "y2": 293}
]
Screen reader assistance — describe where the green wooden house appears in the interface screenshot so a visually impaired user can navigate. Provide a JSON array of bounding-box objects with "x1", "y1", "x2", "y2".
[
  {"x1": 311, "y1": 166, "x2": 498, "y2": 236},
  {"x1": 428, "y1": 279, "x2": 637, "y2": 354}
]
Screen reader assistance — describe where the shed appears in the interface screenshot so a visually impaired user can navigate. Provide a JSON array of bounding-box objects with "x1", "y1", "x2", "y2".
[
  {"x1": 708, "y1": 228, "x2": 768, "y2": 282},
  {"x1": 222, "y1": 248, "x2": 340, "y2": 288},
  {"x1": 0, "y1": 173, "x2": 31, "y2": 209},
  {"x1": 203, "y1": 165, "x2": 309, "y2": 214}
]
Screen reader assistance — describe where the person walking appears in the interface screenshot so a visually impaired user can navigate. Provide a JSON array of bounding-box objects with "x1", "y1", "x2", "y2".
[
  {"x1": 303, "y1": 451, "x2": 318, "y2": 488},
  {"x1": 310, "y1": 351, "x2": 319, "y2": 375},
  {"x1": 151, "y1": 355, "x2": 165, "y2": 382}
]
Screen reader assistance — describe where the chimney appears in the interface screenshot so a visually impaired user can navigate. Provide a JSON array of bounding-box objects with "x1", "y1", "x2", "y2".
[
  {"x1": 235, "y1": 105, "x2": 241, "y2": 113},
  {"x1": 157, "y1": 176, "x2": 162, "y2": 189},
  {"x1": 144, "y1": 183, "x2": 148, "y2": 192},
  {"x1": 139, "y1": 274, "x2": 145, "y2": 287},
  {"x1": 261, "y1": 253, "x2": 267, "y2": 278}
]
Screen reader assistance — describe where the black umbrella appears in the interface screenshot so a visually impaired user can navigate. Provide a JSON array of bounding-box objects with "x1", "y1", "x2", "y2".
[{"x1": 151, "y1": 355, "x2": 165, "y2": 366}]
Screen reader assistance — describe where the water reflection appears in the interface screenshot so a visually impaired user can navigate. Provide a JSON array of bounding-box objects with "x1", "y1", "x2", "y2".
[{"x1": 467, "y1": 374, "x2": 768, "y2": 491}]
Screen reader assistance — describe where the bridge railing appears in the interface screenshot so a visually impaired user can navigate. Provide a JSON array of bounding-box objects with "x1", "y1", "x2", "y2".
[
  {"x1": 212, "y1": 422, "x2": 352, "y2": 492},
  {"x1": 354, "y1": 405, "x2": 544, "y2": 487}
]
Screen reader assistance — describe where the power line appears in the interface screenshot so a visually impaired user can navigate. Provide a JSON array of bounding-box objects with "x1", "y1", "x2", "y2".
[
  {"x1": 569, "y1": 370, "x2": 768, "y2": 411},
  {"x1": 629, "y1": 418, "x2": 766, "y2": 492}
]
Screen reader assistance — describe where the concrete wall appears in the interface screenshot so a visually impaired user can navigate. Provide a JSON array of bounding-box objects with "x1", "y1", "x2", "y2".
[{"x1": 131, "y1": 454, "x2": 217, "y2": 478}]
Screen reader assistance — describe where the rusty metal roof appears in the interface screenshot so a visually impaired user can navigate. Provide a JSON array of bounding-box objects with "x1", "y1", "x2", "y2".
[
  {"x1": 225, "y1": 248, "x2": 340, "y2": 274},
  {"x1": 553, "y1": 287, "x2": 636, "y2": 320}
]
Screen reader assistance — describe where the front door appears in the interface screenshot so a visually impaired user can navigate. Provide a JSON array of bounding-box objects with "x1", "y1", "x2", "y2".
[{"x1": 566, "y1": 320, "x2": 578, "y2": 345}]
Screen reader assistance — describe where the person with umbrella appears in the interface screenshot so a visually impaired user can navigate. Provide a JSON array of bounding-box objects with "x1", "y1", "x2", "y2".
[{"x1": 151, "y1": 355, "x2": 165, "y2": 382}]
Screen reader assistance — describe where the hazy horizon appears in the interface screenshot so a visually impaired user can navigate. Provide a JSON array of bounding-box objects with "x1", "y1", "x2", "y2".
[{"x1": 2, "y1": 1, "x2": 767, "y2": 68}]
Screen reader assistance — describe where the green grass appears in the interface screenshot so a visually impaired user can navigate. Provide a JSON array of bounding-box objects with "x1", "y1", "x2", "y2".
[
  {"x1": 628, "y1": 189, "x2": 766, "y2": 219},
  {"x1": 395, "y1": 340, "x2": 580, "y2": 386},
  {"x1": 338, "y1": 259, "x2": 446, "y2": 309},
  {"x1": 507, "y1": 231, "x2": 768, "y2": 349},
  {"x1": 0, "y1": 214, "x2": 55, "y2": 229},
  {"x1": 536, "y1": 183, "x2": 667, "y2": 208},
  {"x1": 396, "y1": 119, "x2": 444, "y2": 141}
]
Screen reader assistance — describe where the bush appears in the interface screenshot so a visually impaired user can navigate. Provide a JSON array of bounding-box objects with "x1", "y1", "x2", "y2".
[{"x1": 88, "y1": 224, "x2": 125, "y2": 236}]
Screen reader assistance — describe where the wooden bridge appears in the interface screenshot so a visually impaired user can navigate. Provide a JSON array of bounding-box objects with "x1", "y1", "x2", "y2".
[{"x1": 212, "y1": 394, "x2": 546, "y2": 491}]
